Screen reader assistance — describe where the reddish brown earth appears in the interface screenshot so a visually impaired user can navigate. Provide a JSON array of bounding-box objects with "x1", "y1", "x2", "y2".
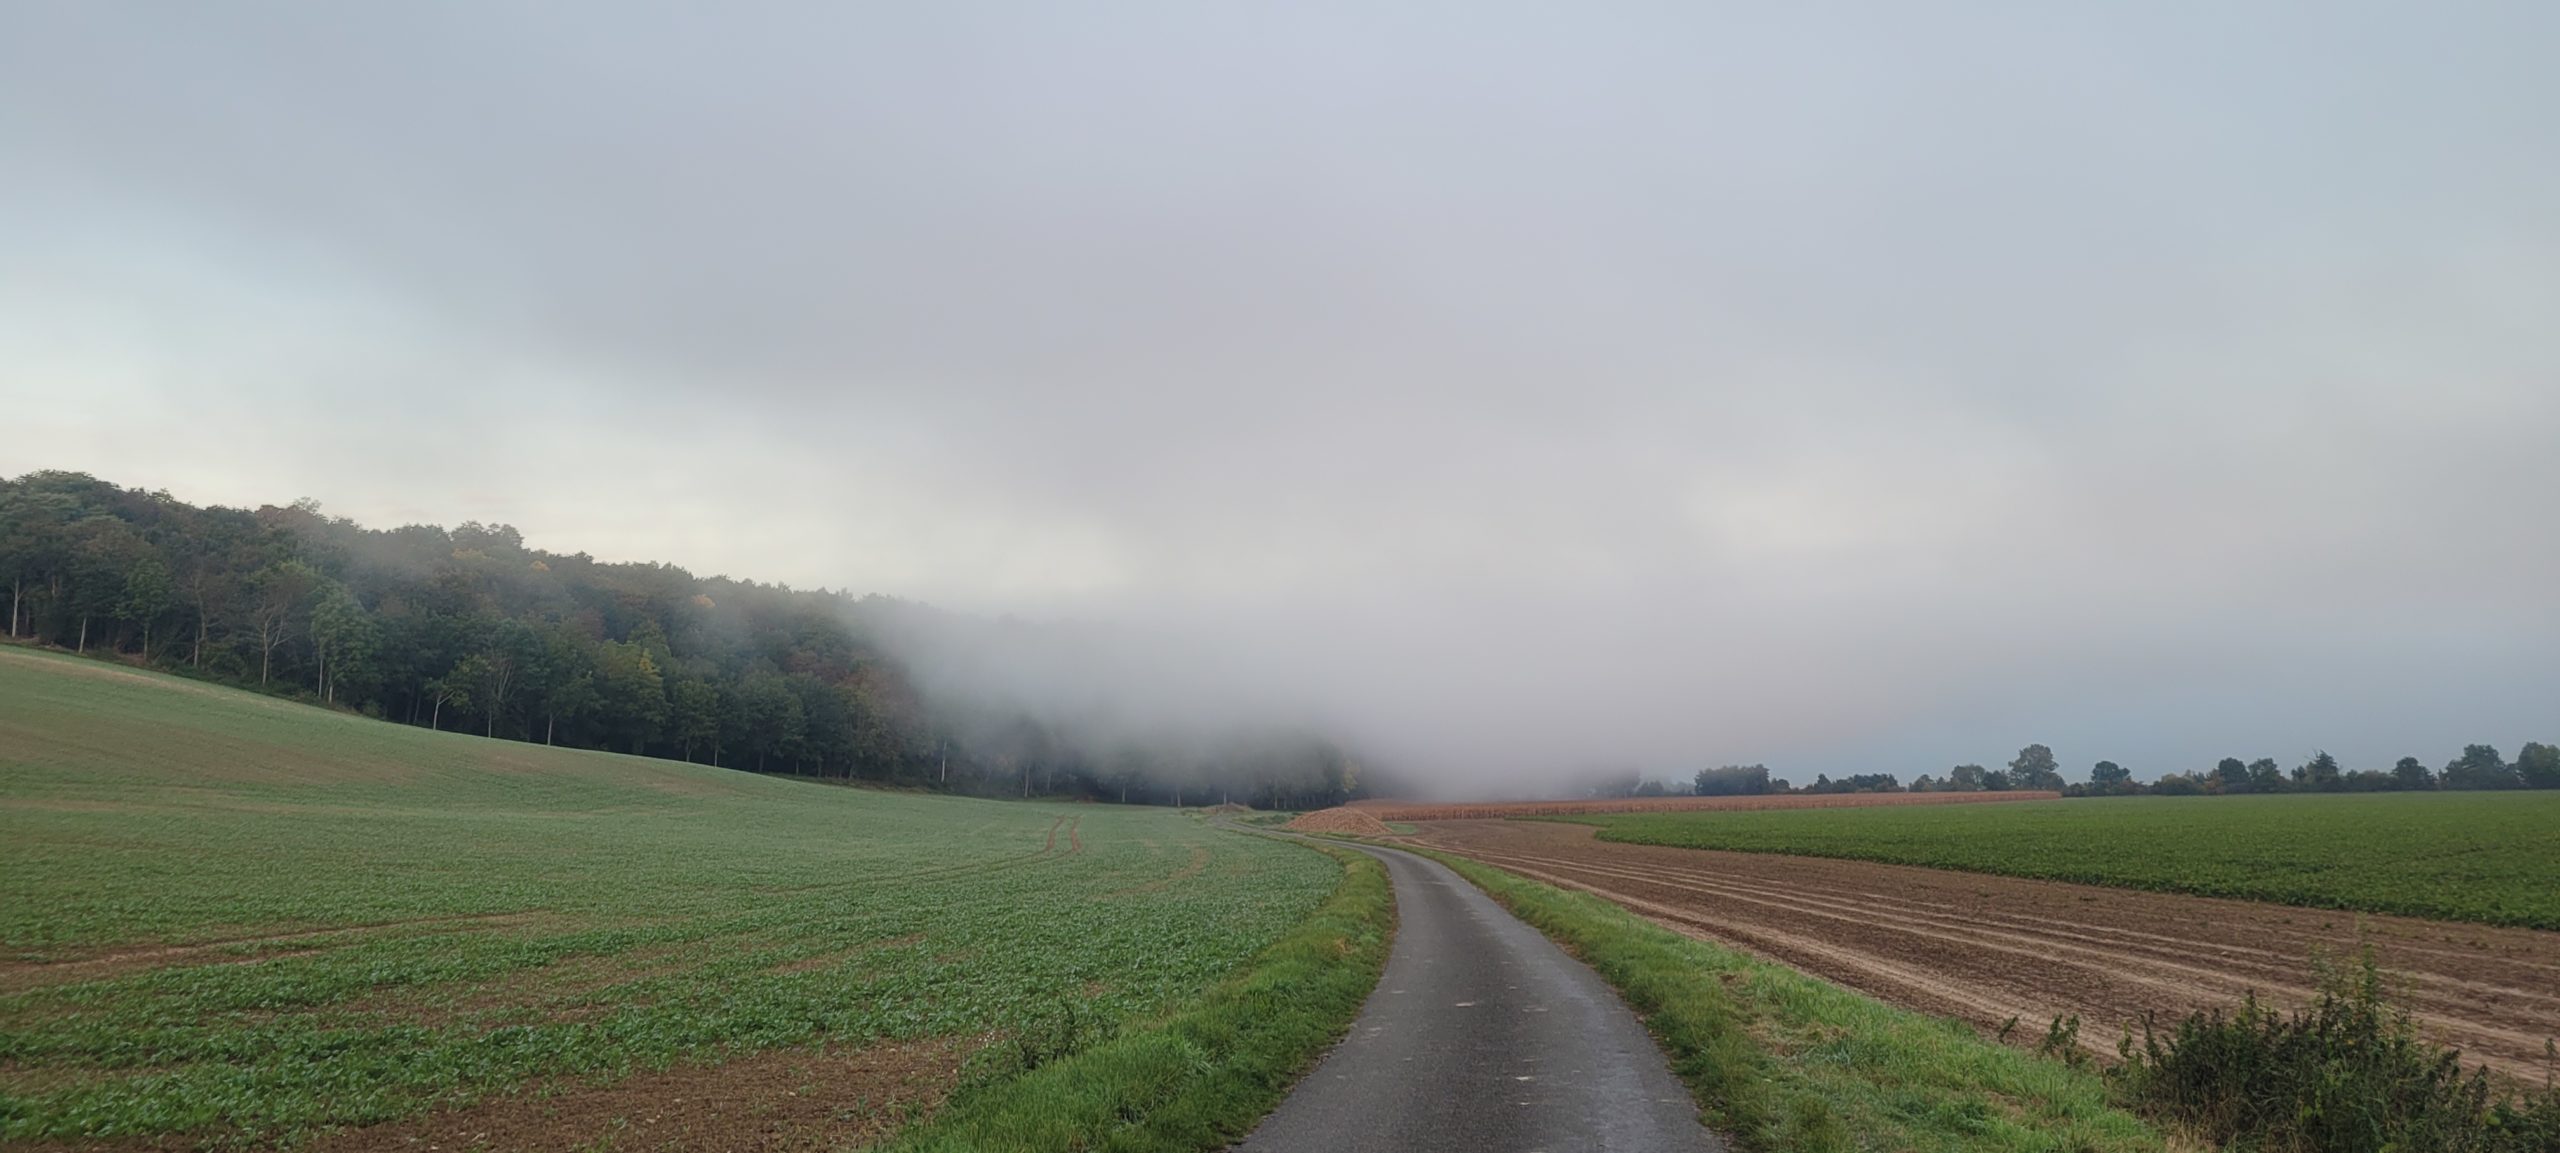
[
  {"x1": 1285, "y1": 807, "x2": 1398, "y2": 836},
  {"x1": 1406, "y1": 819, "x2": 2560, "y2": 1080},
  {"x1": 302, "y1": 1037, "x2": 978, "y2": 1153},
  {"x1": 1351, "y1": 790, "x2": 2060, "y2": 820},
  {"x1": 10, "y1": 1038, "x2": 977, "y2": 1153}
]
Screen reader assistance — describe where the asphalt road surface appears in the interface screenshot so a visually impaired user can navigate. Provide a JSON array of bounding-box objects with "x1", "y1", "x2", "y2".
[{"x1": 1237, "y1": 842, "x2": 1723, "y2": 1153}]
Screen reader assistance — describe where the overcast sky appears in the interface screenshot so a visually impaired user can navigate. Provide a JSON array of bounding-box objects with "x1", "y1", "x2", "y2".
[{"x1": 4, "y1": 2, "x2": 2554, "y2": 788}]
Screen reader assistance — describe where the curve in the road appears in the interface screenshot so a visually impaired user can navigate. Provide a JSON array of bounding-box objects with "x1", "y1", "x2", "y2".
[{"x1": 1238, "y1": 842, "x2": 1722, "y2": 1153}]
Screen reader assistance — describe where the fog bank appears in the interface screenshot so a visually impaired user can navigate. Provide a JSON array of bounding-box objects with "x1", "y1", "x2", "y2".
[{"x1": 5, "y1": 3, "x2": 2555, "y2": 790}]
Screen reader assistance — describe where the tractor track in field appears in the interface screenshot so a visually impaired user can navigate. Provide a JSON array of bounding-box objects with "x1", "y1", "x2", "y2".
[
  {"x1": 1405, "y1": 820, "x2": 2560, "y2": 1081},
  {"x1": 7, "y1": 814, "x2": 1104, "y2": 992}
]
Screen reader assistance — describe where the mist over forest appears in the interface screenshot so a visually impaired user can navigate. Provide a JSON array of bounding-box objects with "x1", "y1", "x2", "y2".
[
  {"x1": 0, "y1": 470, "x2": 1376, "y2": 808},
  {"x1": 12, "y1": 470, "x2": 2553, "y2": 805}
]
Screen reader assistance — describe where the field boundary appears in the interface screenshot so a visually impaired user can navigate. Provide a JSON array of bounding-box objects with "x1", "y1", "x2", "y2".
[
  {"x1": 1573, "y1": 793, "x2": 2560, "y2": 930},
  {"x1": 1350, "y1": 791, "x2": 2060, "y2": 820},
  {"x1": 875, "y1": 842, "x2": 1393, "y2": 1152}
]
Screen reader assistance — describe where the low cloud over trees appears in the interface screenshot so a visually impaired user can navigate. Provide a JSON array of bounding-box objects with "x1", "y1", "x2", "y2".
[{"x1": 0, "y1": 471, "x2": 1373, "y2": 808}]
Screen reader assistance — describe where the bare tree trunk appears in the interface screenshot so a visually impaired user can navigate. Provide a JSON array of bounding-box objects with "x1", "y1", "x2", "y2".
[
  {"x1": 546, "y1": 713, "x2": 556, "y2": 745},
  {"x1": 77, "y1": 616, "x2": 88, "y2": 653},
  {"x1": 431, "y1": 698, "x2": 442, "y2": 730},
  {"x1": 8, "y1": 577, "x2": 19, "y2": 639}
]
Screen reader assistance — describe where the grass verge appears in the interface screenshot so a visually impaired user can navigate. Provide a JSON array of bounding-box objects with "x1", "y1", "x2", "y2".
[
  {"x1": 875, "y1": 844, "x2": 1392, "y2": 1153},
  {"x1": 1405, "y1": 846, "x2": 2172, "y2": 1153}
]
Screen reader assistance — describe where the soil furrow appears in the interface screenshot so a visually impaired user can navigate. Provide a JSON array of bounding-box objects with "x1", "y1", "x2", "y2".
[
  {"x1": 1406, "y1": 820, "x2": 2560, "y2": 1081},
  {"x1": 1482, "y1": 847, "x2": 2560, "y2": 1014}
]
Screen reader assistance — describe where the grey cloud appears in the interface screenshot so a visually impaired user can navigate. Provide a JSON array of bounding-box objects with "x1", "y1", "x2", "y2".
[{"x1": 3, "y1": 2, "x2": 2554, "y2": 791}]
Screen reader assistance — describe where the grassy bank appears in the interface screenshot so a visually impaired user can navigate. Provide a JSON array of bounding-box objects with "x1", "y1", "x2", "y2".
[
  {"x1": 1572, "y1": 792, "x2": 2560, "y2": 929},
  {"x1": 878, "y1": 845, "x2": 1392, "y2": 1152},
  {"x1": 1406, "y1": 846, "x2": 2171, "y2": 1153}
]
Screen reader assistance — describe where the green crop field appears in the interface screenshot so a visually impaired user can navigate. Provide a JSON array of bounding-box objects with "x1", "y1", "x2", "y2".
[
  {"x1": 1575, "y1": 792, "x2": 2560, "y2": 930},
  {"x1": 0, "y1": 645, "x2": 1340, "y2": 1148}
]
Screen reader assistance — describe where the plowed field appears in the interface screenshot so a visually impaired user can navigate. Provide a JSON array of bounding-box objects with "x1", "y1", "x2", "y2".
[
  {"x1": 1349, "y1": 790, "x2": 2059, "y2": 820},
  {"x1": 1406, "y1": 819, "x2": 2560, "y2": 1080}
]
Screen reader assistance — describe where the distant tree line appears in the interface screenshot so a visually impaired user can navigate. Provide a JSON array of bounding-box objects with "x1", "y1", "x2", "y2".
[
  {"x1": 1634, "y1": 740, "x2": 2558, "y2": 800},
  {"x1": 1659, "y1": 744, "x2": 2077, "y2": 797},
  {"x1": 2067, "y1": 743, "x2": 2559, "y2": 796},
  {"x1": 0, "y1": 471, "x2": 1373, "y2": 808}
]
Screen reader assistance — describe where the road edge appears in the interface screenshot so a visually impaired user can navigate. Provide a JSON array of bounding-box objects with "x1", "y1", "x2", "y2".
[
  {"x1": 1392, "y1": 841, "x2": 2172, "y2": 1153},
  {"x1": 876, "y1": 838, "x2": 1393, "y2": 1153}
]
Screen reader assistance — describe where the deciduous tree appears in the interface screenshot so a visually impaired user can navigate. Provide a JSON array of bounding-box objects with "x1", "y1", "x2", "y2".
[
  {"x1": 2519, "y1": 742, "x2": 2560, "y2": 790},
  {"x1": 2009, "y1": 744, "x2": 2064, "y2": 791},
  {"x1": 2442, "y1": 744, "x2": 2519, "y2": 790}
]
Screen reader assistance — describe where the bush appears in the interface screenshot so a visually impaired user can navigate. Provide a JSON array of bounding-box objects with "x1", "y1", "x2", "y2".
[{"x1": 2114, "y1": 953, "x2": 2560, "y2": 1152}]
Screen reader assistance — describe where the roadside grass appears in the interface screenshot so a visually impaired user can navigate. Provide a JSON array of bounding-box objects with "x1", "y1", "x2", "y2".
[
  {"x1": 875, "y1": 846, "x2": 1392, "y2": 1152},
  {"x1": 1572, "y1": 793, "x2": 2560, "y2": 930},
  {"x1": 0, "y1": 645, "x2": 1341, "y2": 1147},
  {"x1": 1407, "y1": 847, "x2": 2173, "y2": 1153}
]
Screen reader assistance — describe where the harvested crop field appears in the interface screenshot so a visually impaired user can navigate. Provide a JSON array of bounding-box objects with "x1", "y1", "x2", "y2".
[
  {"x1": 1350, "y1": 790, "x2": 2059, "y2": 820},
  {"x1": 1404, "y1": 819, "x2": 2560, "y2": 1081},
  {"x1": 1284, "y1": 807, "x2": 1396, "y2": 836}
]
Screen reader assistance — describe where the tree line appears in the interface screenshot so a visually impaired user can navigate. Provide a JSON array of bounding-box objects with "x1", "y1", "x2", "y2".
[
  {"x1": 2069, "y1": 743, "x2": 2559, "y2": 796},
  {"x1": 1647, "y1": 741, "x2": 2558, "y2": 798},
  {"x1": 0, "y1": 471, "x2": 1372, "y2": 808}
]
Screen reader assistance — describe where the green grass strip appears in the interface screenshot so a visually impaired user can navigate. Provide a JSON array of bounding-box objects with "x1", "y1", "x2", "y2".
[
  {"x1": 1406, "y1": 847, "x2": 2173, "y2": 1153},
  {"x1": 878, "y1": 844, "x2": 1392, "y2": 1153}
]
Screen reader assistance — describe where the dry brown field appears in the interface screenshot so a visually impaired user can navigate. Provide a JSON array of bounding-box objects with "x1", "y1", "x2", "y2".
[
  {"x1": 1404, "y1": 819, "x2": 2560, "y2": 1081},
  {"x1": 1348, "y1": 790, "x2": 2061, "y2": 821},
  {"x1": 1283, "y1": 807, "x2": 1397, "y2": 836}
]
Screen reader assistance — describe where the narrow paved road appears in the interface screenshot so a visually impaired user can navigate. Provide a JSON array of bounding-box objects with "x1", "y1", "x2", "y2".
[{"x1": 1238, "y1": 842, "x2": 1722, "y2": 1153}]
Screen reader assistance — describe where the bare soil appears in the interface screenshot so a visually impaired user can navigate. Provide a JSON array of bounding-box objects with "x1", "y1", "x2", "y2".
[
  {"x1": 304, "y1": 1036, "x2": 979, "y2": 1153},
  {"x1": 0, "y1": 913, "x2": 568, "y2": 994},
  {"x1": 1407, "y1": 819, "x2": 2560, "y2": 1080},
  {"x1": 1284, "y1": 808, "x2": 1396, "y2": 836},
  {"x1": 4, "y1": 1038, "x2": 976, "y2": 1153},
  {"x1": 1351, "y1": 791, "x2": 2061, "y2": 820}
]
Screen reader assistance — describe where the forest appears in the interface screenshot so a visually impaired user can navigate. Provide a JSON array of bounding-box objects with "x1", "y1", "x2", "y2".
[{"x1": 0, "y1": 470, "x2": 1371, "y2": 808}]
